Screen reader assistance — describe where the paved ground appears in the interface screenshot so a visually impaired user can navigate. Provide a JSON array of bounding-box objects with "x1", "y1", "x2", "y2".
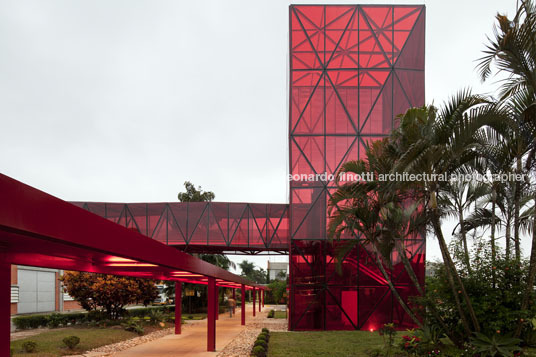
[{"x1": 109, "y1": 304, "x2": 268, "y2": 357}]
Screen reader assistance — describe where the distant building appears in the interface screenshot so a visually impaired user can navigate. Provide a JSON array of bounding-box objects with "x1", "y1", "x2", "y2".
[
  {"x1": 267, "y1": 261, "x2": 288, "y2": 281},
  {"x1": 10, "y1": 265, "x2": 81, "y2": 316}
]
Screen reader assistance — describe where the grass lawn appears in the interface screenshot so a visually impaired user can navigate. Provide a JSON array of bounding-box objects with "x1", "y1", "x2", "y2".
[
  {"x1": 10, "y1": 323, "x2": 174, "y2": 357},
  {"x1": 267, "y1": 331, "x2": 536, "y2": 357},
  {"x1": 273, "y1": 311, "x2": 287, "y2": 319},
  {"x1": 268, "y1": 331, "x2": 386, "y2": 356}
]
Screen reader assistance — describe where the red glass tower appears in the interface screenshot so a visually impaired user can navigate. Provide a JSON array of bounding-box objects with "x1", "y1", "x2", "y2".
[{"x1": 289, "y1": 4, "x2": 425, "y2": 330}]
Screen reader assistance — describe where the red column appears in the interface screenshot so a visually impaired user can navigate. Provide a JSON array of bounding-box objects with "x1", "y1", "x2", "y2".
[
  {"x1": 1, "y1": 260, "x2": 10, "y2": 357},
  {"x1": 252, "y1": 287, "x2": 256, "y2": 317},
  {"x1": 174, "y1": 282, "x2": 182, "y2": 334},
  {"x1": 241, "y1": 284, "x2": 245, "y2": 325},
  {"x1": 215, "y1": 285, "x2": 219, "y2": 321},
  {"x1": 258, "y1": 289, "x2": 261, "y2": 312},
  {"x1": 262, "y1": 290, "x2": 265, "y2": 307},
  {"x1": 207, "y1": 277, "x2": 216, "y2": 352},
  {"x1": 232, "y1": 288, "x2": 236, "y2": 315}
]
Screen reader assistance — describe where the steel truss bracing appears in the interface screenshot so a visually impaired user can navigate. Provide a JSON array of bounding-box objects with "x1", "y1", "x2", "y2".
[
  {"x1": 289, "y1": 4, "x2": 426, "y2": 331},
  {"x1": 72, "y1": 202, "x2": 289, "y2": 252}
]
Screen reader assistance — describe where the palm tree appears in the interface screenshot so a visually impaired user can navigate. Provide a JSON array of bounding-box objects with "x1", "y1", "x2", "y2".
[
  {"x1": 328, "y1": 140, "x2": 423, "y2": 328},
  {"x1": 199, "y1": 254, "x2": 236, "y2": 271},
  {"x1": 439, "y1": 180, "x2": 489, "y2": 273},
  {"x1": 477, "y1": 0, "x2": 536, "y2": 335},
  {"x1": 390, "y1": 91, "x2": 506, "y2": 334}
]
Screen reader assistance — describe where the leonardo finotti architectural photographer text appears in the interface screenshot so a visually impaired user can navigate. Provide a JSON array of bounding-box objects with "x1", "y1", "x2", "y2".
[{"x1": 288, "y1": 171, "x2": 526, "y2": 183}]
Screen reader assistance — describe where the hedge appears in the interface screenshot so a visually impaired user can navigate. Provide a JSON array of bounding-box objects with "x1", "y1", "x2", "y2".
[{"x1": 13, "y1": 312, "x2": 87, "y2": 330}]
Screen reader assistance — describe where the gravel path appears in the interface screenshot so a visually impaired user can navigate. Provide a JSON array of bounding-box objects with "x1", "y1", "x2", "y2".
[{"x1": 216, "y1": 309, "x2": 287, "y2": 357}]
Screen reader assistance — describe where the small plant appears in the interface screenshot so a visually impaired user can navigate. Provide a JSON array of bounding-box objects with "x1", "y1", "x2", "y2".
[
  {"x1": 122, "y1": 319, "x2": 144, "y2": 336},
  {"x1": 148, "y1": 309, "x2": 165, "y2": 326},
  {"x1": 399, "y1": 334, "x2": 420, "y2": 356},
  {"x1": 267, "y1": 310, "x2": 275, "y2": 318},
  {"x1": 188, "y1": 315, "x2": 194, "y2": 320},
  {"x1": 252, "y1": 345, "x2": 266, "y2": 357},
  {"x1": 470, "y1": 332, "x2": 521, "y2": 357},
  {"x1": 62, "y1": 335, "x2": 81, "y2": 350},
  {"x1": 254, "y1": 339, "x2": 267, "y2": 349},
  {"x1": 262, "y1": 327, "x2": 269, "y2": 334},
  {"x1": 378, "y1": 323, "x2": 396, "y2": 355},
  {"x1": 251, "y1": 330, "x2": 270, "y2": 356},
  {"x1": 22, "y1": 341, "x2": 37, "y2": 353}
]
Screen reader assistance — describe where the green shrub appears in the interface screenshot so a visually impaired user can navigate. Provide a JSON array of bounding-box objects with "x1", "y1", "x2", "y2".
[
  {"x1": 259, "y1": 332, "x2": 269, "y2": 341},
  {"x1": 254, "y1": 339, "x2": 267, "y2": 349},
  {"x1": 127, "y1": 306, "x2": 174, "y2": 318},
  {"x1": 13, "y1": 312, "x2": 88, "y2": 330},
  {"x1": 62, "y1": 335, "x2": 81, "y2": 350},
  {"x1": 261, "y1": 327, "x2": 269, "y2": 334},
  {"x1": 252, "y1": 345, "x2": 266, "y2": 357},
  {"x1": 122, "y1": 320, "x2": 144, "y2": 336},
  {"x1": 47, "y1": 313, "x2": 66, "y2": 328},
  {"x1": 470, "y1": 332, "x2": 521, "y2": 357},
  {"x1": 267, "y1": 310, "x2": 274, "y2": 318},
  {"x1": 22, "y1": 341, "x2": 37, "y2": 353},
  {"x1": 13, "y1": 315, "x2": 49, "y2": 330},
  {"x1": 148, "y1": 309, "x2": 165, "y2": 325},
  {"x1": 256, "y1": 334, "x2": 266, "y2": 342}
]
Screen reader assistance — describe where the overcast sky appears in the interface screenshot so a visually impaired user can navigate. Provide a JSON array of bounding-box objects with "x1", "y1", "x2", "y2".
[{"x1": 0, "y1": 0, "x2": 523, "y2": 273}]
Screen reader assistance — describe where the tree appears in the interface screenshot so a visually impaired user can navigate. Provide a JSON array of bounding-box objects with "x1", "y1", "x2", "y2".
[
  {"x1": 477, "y1": 0, "x2": 536, "y2": 335},
  {"x1": 199, "y1": 254, "x2": 236, "y2": 271},
  {"x1": 61, "y1": 272, "x2": 159, "y2": 319},
  {"x1": 239, "y1": 260, "x2": 267, "y2": 284},
  {"x1": 328, "y1": 140, "x2": 424, "y2": 328},
  {"x1": 178, "y1": 181, "x2": 215, "y2": 202},
  {"x1": 268, "y1": 279, "x2": 287, "y2": 305},
  {"x1": 238, "y1": 260, "x2": 255, "y2": 277}
]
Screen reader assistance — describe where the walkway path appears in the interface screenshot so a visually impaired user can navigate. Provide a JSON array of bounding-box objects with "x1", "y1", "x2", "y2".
[{"x1": 109, "y1": 305, "x2": 267, "y2": 357}]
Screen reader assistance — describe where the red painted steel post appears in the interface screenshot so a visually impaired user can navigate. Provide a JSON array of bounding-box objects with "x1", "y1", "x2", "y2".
[
  {"x1": 258, "y1": 289, "x2": 261, "y2": 312},
  {"x1": 207, "y1": 277, "x2": 216, "y2": 351},
  {"x1": 241, "y1": 284, "x2": 245, "y2": 325},
  {"x1": 175, "y1": 282, "x2": 182, "y2": 334},
  {"x1": 232, "y1": 288, "x2": 236, "y2": 315},
  {"x1": 262, "y1": 290, "x2": 265, "y2": 307},
  {"x1": 215, "y1": 284, "x2": 219, "y2": 321},
  {"x1": 253, "y1": 287, "x2": 256, "y2": 317},
  {"x1": 1, "y1": 260, "x2": 10, "y2": 357}
]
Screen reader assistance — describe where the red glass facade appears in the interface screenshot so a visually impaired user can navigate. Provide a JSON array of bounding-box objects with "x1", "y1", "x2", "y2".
[{"x1": 289, "y1": 4, "x2": 425, "y2": 330}]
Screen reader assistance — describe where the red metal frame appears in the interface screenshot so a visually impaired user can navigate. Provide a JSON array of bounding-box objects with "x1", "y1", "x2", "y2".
[
  {"x1": 71, "y1": 201, "x2": 289, "y2": 253},
  {"x1": 288, "y1": 4, "x2": 426, "y2": 331}
]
